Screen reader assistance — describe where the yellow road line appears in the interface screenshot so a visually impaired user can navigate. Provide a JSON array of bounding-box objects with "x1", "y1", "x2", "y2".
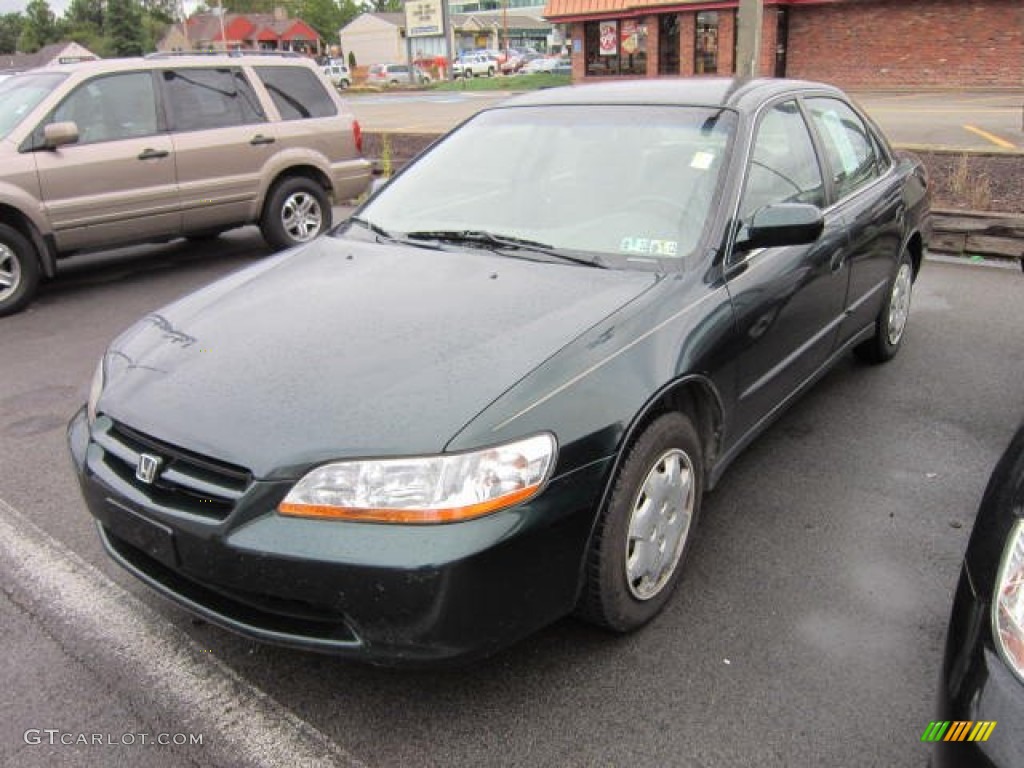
[{"x1": 963, "y1": 124, "x2": 1017, "y2": 149}]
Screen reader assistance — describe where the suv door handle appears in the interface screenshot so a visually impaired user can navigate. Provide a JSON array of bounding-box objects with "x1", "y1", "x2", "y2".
[
  {"x1": 250, "y1": 134, "x2": 275, "y2": 145},
  {"x1": 137, "y1": 148, "x2": 169, "y2": 160}
]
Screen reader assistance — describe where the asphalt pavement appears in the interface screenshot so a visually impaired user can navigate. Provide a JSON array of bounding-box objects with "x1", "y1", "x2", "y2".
[
  {"x1": 1, "y1": 222, "x2": 1022, "y2": 767},
  {"x1": 345, "y1": 88, "x2": 1024, "y2": 152}
]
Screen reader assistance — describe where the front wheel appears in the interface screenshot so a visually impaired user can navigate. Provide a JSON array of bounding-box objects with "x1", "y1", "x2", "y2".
[
  {"x1": 576, "y1": 412, "x2": 703, "y2": 632},
  {"x1": 855, "y1": 250, "x2": 914, "y2": 364},
  {"x1": 0, "y1": 223, "x2": 41, "y2": 317},
  {"x1": 260, "y1": 177, "x2": 331, "y2": 251}
]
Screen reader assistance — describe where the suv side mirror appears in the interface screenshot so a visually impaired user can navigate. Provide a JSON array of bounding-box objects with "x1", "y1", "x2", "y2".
[
  {"x1": 43, "y1": 121, "x2": 80, "y2": 149},
  {"x1": 735, "y1": 203, "x2": 824, "y2": 252}
]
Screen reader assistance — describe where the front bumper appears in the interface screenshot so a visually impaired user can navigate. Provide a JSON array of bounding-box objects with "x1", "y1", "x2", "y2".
[
  {"x1": 68, "y1": 408, "x2": 610, "y2": 663},
  {"x1": 934, "y1": 563, "x2": 1024, "y2": 768}
]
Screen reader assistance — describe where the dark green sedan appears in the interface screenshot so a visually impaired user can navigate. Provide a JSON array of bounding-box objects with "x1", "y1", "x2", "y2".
[{"x1": 68, "y1": 78, "x2": 931, "y2": 663}]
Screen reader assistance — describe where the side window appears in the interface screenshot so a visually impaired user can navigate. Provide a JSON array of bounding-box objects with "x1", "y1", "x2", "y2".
[
  {"x1": 805, "y1": 97, "x2": 881, "y2": 200},
  {"x1": 162, "y1": 68, "x2": 264, "y2": 132},
  {"x1": 254, "y1": 66, "x2": 338, "y2": 121},
  {"x1": 738, "y1": 100, "x2": 825, "y2": 221},
  {"x1": 49, "y1": 72, "x2": 157, "y2": 145}
]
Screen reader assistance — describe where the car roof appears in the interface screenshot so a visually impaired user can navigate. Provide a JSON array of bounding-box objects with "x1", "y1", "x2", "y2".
[
  {"x1": 503, "y1": 77, "x2": 845, "y2": 112},
  {"x1": 35, "y1": 54, "x2": 318, "y2": 75}
]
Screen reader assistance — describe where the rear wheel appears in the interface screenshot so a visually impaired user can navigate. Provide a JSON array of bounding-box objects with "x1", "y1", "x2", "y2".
[
  {"x1": 855, "y1": 249, "x2": 913, "y2": 364},
  {"x1": 260, "y1": 177, "x2": 331, "y2": 251},
  {"x1": 577, "y1": 412, "x2": 703, "y2": 632},
  {"x1": 0, "y1": 223, "x2": 40, "y2": 317}
]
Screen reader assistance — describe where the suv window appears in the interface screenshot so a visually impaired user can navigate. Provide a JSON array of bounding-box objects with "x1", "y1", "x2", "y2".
[
  {"x1": 162, "y1": 68, "x2": 264, "y2": 132},
  {"x1": 254, "y1": 66, "x2": 337, "y2": 120},
  {"x1": 48, "y1": 72, "x2": 158, "y2": 145},
  {"x1": 805, "y1": 97, "x2": 882, "y2": 201},
  {"x1": 739, "y1": 100, "x2": 825, "y2": 221}
]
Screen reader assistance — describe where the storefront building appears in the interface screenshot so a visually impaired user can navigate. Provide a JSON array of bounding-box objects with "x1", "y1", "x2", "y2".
[{"x1": 543, "y1": 0, "x2": 1022, "y2": 88}]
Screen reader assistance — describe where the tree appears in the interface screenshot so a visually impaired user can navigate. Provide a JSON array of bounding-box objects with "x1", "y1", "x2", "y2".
[
  {"x1": 105, "y1": 0, "x2": 144, "y2": 56},
  {"x1": 363, "y1": 0, "x2": 402, "y2": 12},
  {"x1": 0, "y1": 13, "x2": 24, "y2": 55},
  {"x1": 294, "y1": 0, "x2": 358, "y2": 43},
  {"x1": 65, "y1": 0, "x2": 104, "y2": 28},
  {"x1": 18, "y1": 0, "x2": 57, "y2": 53}
]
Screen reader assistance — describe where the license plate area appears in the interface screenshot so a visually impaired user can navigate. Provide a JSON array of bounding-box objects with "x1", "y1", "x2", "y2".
[{"x1": 104, "y1": 498, "x2": 178, "y2": 568}]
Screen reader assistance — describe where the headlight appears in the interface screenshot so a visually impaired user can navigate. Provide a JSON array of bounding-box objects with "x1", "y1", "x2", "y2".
[
  {"x1": 994, "y1": 519, "x2": 1024, "y2": 682},
  {"x1": 86, "y1": 358, "x2": 105, "y2": 425},
  {"x1": 278, "y1": 433, "x2": 556, "y2": 524}
]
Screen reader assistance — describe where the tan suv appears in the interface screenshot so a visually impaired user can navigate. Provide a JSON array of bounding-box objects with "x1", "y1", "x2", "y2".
[{"x1": 0, "y1": 53, "x2": 372, "y2": 316}]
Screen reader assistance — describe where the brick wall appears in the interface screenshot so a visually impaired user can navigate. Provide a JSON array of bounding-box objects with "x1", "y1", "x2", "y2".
[{"x1": 785, "y1": 0, "x2": 1024, "y2": 88}]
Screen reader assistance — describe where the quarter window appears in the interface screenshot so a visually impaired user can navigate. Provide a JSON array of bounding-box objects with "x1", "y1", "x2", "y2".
[
  {"x1": 49, "y1": 72, "x2": 157, "y2": 145},
  {"x1": 739, "y1": 100, "x2": 825, "y2": 221},
  {"x1": 162, "y1": 68, "x2": 264, "y2": 132},
  {"x1": 254, "y1": 67, "x2": 337, "y2": 120},
  {"x1": 805, "y1": 97, "x2": 882, "y2": 200}
]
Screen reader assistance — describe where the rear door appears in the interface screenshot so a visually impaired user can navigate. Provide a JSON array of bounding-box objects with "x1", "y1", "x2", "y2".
[
  {"x1": 161, "y1": 66, "x2": 273, "y2": 233},
  {"x1": 803, "y1": 96, "x2": 905, "y2": 346},
  {"x1": 33, "y1": 70, "x2": 179, "y2": 252}
]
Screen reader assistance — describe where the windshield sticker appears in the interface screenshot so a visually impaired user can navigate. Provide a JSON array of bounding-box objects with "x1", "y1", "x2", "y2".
[
  {"x1": 620, "y1": 237, "x2": 678, "y2": 257},
  {"x1": 690, "y1": 151, "x2": 715, "y2": 170}
]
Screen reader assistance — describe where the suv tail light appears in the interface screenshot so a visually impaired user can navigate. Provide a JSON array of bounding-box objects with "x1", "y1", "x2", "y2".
[{"x1": 352, "y1": 120, "x2": 363, "y2": 154}]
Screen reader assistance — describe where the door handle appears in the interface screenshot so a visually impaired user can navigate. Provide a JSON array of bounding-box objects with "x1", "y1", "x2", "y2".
[
  {"x1": 250, "y1": 134, "x2": 275, "y2": 145},
  {"x1": 137, "y1": 148, "x2": 169, "y2": 160}
]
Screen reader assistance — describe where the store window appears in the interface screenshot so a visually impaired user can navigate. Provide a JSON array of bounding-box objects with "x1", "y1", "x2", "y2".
[
  {"x1": 658, "y1": 15, "x2": 679, "y2": 75},
  {"x1": 695, "y1": 11, "x2": 719, "y2": 74},
  {"x1": 585, "y1": 19, "x2": 647, "y2": 77}
]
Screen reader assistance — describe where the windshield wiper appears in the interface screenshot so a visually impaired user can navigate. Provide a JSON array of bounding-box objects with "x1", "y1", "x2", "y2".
[
  {"x1": 405, "y1": 230, "x2": 607, "y2": 269},
  {"x1": 348, "y1": 217, "x2": 444, "y2": 251}
]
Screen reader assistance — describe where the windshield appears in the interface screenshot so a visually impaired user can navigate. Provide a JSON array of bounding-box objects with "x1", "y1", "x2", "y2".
[
  {"x1": 0, "y1": 71, "x2": 68, "y2": 140},
  {"x1": 354, "y1": 104, "x2": 736, "y2": 269}
]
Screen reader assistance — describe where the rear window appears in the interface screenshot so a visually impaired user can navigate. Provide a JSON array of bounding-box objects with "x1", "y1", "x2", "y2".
[
  {"x1": 255, "y1": 66, "x2": 337, "y2": 120},
  {"x1": 162, "y1": 68, "x2": 264, "y2": 131}
]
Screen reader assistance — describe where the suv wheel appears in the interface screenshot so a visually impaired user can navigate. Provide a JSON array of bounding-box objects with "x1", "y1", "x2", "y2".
[
  {"x1": 260, "y1": 177, "x2": 331, "y2": 250},
  {"x1": 0, "y1": 223, "x2": 40, "y2": 317}
]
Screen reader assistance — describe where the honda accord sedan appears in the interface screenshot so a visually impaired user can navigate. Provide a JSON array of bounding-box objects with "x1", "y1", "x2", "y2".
[{"x1": 68, "y1": 78, "x2": 931, "y2": 663}]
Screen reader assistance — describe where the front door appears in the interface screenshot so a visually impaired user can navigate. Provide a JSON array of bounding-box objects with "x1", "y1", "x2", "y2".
[
  {"x1": 725, "y1": 99, "x2": 849, "y2": 440},
  {"x1": 34, "y1": 71, "x2": 180, "y2": 252}
]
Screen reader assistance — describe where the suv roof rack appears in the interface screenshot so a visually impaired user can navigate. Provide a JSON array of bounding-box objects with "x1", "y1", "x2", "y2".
[{"x1": 145, "y1": 50, "x2": 304, "y2": 60}]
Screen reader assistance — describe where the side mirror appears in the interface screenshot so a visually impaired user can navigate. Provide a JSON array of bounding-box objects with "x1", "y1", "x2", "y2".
[
  {"x1": 735, "y1": 203, "x2": 824, "y2": 252},
  {"x1": 43, "y1": 121, "x2": 79, "y2": 149}
]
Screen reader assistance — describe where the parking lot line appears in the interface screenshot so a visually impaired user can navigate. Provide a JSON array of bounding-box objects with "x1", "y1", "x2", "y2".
[
  {"x1": 0, "y1": 497, "x2": 367, "y2": 768},
  {"x1": 962, "y1": 124, "x2": 1017, "y2": 149}
]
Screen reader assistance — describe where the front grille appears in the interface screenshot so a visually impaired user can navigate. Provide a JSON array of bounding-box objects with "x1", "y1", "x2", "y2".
[{"x1": 93, "y1": 419, "x2": 252, "y2": 521}]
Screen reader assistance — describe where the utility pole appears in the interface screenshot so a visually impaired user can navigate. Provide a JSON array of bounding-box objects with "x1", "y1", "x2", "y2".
[{"x1": 735, "y1": 0, "x2": 763, "y2": 78}]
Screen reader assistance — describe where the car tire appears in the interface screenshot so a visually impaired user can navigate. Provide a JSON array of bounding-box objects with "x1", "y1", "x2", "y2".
[
  {"x1": 576, "y1": 411, "x2": 703, "y2": 632},
  {"x1": 854, "y1": 249, "x2": 914, "y2": 364},
  {"x1": 487, "y1": 67, "x2": 495, "y2": 77},
  {"x1": 340, "y1": 79, "x2": 350, "y2": 89},
  {"x1": 0, "y1": 223, "x2": 41, "y2": 317},
  {"x1": 260, "y1": 177, "x2": 331, "y2": 251}
]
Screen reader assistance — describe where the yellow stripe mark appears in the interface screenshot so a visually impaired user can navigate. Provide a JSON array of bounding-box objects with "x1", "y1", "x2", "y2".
[
  {"x1": 963, "y1": 124, "x2": 1017, "y2": 149},
  {"x1": 980, "y1": 721, "x2": 997, "y2": 742},
  {"x1": 968, "y1": 722, "x2": 986, "y2": 741}
]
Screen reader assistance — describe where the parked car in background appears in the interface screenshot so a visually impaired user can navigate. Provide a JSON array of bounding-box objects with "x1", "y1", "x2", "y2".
[
  {"x1": 0, "y1": 54, "x2": 371, "y2": 316},
  {"x1": 501, "y1": 50, "x2": 541, "y2": 74},
  {"x1": 934, "y1": 420, "x2": 1024, "y2": 768},
  {"x1": 322, "y1": 62, "x2": 351, "y2": 89},
  {"x1": 453, "y1": 53, "x2": 497, "y2": 78},
  {"x1": 521, "y1": 56, "x2": 563, "y2": 74},
  {"x1": 366, "y1": 63, "x2": 431, "y2": 86},
  {"x1": 69, "y1": 78, "x2": 930, "y2": 663}
]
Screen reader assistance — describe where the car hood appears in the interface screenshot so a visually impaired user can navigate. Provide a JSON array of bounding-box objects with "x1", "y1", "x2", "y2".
[{"x1": 101, "y1": 238, "x2": 658, "y2": 479}]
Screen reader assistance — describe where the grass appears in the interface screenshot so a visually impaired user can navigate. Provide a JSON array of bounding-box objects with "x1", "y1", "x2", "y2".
[
  {"x1": 429, "y1": 73, "x2": 571, "y2": 92},
  {"x1": 947, "y1": 154, "x2": 993, "y2": 211}
]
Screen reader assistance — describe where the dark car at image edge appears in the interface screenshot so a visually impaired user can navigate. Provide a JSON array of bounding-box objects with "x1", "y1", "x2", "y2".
[
  {"x1": 934, "y1": 421, "x2": 1024, "y2": 767},
  {"x1": 68, "y1": 78, "x2": 931, "y2": 664}
]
